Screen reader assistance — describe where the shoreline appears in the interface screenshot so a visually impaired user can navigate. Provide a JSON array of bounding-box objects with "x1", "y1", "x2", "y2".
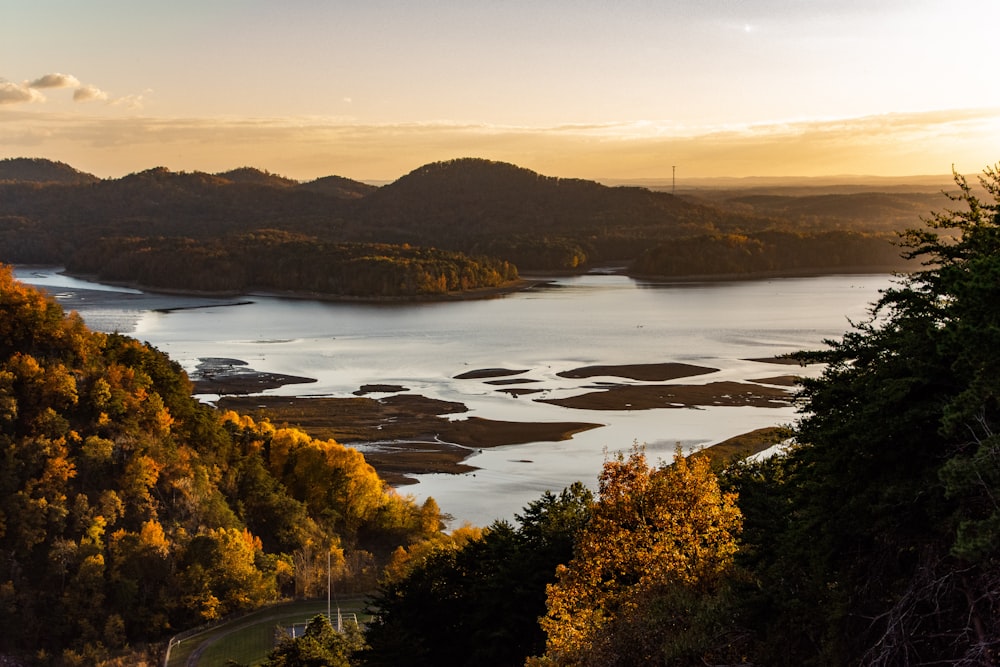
[
  {"x1": 628, "y1": 263, "x2": 908, "y2": 283},
  {"x1": 48, "y1": 263, "x2": 905, "y2": 304},
  {"x1": 56, "y1": 268, "x2": 548, "y2": 303}
]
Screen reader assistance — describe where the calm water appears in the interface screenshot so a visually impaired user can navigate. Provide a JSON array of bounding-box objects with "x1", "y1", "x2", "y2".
[{"x1": 15, "y1": 267, "x2": 895, "y2": 526}]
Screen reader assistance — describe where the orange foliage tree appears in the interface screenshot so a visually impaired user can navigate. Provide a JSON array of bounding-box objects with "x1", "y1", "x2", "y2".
[{"x1": 530, "y1": 445, "x2": 742, "y2": 666}]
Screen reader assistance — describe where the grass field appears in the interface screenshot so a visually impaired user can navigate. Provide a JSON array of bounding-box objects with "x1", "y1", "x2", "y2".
[{"x1": 166, "y1": 597, "x2": 371, "y2": 667}]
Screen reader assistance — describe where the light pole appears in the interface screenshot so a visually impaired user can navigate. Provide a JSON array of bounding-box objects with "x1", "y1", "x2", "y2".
[{"x1": 327, "y1": 547, "x2": 342, "y2": 632}]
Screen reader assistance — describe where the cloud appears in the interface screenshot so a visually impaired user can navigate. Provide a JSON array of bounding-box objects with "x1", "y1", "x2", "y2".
[
  {"x1": 0, "y1": 80, "x2": 45, "y2": 104},
  {"x1": 108, "y1": 92, "x2": 147, "y2": 110},
  {"x1": 73, "y1": 84, "x2": 109, "y2": 102},
  {"x1": 1, "y1": 72, "x2": 85, "y2": 105},
  {"x1": 29, "y1": 73, "x2": 80, "y2": 89},
  {"x1": 1, "y1": 72, "x2": 145, "y2": 108}
]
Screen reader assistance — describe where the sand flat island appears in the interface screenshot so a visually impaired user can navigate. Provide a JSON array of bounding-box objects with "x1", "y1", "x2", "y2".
[
  {"x1": 537, "y1": 381, "x2": 793, "y2": 410},
  {"x1": 556, "y1": 362, "x2": 718, "y2": 381}
]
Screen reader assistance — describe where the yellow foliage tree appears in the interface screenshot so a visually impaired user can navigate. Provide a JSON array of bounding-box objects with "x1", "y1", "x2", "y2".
[
  {"x1": 530, "y1": 445, "x2": 742, "y2": 666},
  {"x1": 381, "y1": 521, "x2": 484, "y2": 583}
]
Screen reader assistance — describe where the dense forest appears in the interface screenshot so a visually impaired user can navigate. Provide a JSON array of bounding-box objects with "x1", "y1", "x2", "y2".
[
  {"x1": 66, "y1": 233, "x2": 518, "y2": 298},
  {"x1": 0, "y1": 157, "x2": 918, "y2": 299},
  {"x1": 631, "y1": 229, "x2": 905, "y2": 277},
  {"x1": 0, "y1": 265, "x2": 464, "y2": 664}
]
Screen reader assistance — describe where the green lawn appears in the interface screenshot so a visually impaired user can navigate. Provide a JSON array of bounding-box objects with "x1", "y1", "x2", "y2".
[{"x1": 166, "y1": 597, "x2": 371, "y2": 667}]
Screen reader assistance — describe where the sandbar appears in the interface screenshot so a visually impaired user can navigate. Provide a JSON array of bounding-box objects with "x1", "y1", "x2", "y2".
[
  {"x1": 745, "y1": 356, "x2": 810, "y2": 366},
  {"x1": 689, "y1": 426, "x2": 793, "y2": 468},
  {"x1": 537, "y1": 381, "x2": 792, "y2": 410},
  {"x1": 354, "y1": 384, "x2": 409, "y2": 395},
  {"x1": 454, "y1": 368, "x2": 531, "y2": 380},
  {"x1": 748, "y1": 375, "x2": 801, "y2": 387},
  {"x1": 557, "y1": 362, "x2": 718, "y2": 382},
  {"x1": 191, "y1": 358, "x2": 316, "y2": 394},
  {"x1": 201, "y1": 358, "x2": 792, "y2": 486}
]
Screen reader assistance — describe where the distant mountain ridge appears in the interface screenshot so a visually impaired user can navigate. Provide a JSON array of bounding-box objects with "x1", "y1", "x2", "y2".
[
  {"x1": 0, "y1": 157, "x2": 376, "y2": 199},
  {"x1": 0, "y1": 157, "x2": 100, "y2": 185},
  {"x1": 299, "y1": 174, "x2": 379, "y2": 199},
  {"x1": 215, "y1": 166, "x2": 300, "y2": 188},
  {"x1": 0, "y1": 156, "x2": 920, "y2": 291},
  {"x1": 358, "y1": 157, "x2": 698, "y2": 237}
]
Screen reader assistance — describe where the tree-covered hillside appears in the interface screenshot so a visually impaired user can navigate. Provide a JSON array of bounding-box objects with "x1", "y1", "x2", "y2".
[
  {"x1": 0, "y1": 158, "x2": 99, "y2": 185},
  {"x1": 0, "y1": 158, "x2": 919, "y2": 294},
  {"x1": 65, "y1": 234, "x2": 518, "y2": 298},
  {"x1": 0, "y1": 266, "x2": 450, "y2": 663}
]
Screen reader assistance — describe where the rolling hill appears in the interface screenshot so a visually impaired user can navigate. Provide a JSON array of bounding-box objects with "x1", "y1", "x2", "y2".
[{"x1": 0, "y1": 157, "x2": 920, "y2": 293}]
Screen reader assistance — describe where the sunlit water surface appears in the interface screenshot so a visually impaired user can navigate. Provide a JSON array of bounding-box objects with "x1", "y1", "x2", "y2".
[{"x1": 16, "y1": 267, "x2": 895, "y2": 526}]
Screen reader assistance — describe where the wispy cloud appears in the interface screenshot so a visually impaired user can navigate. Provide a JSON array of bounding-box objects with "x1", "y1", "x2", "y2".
[
  {"x1": 108, "y1": 92, "x2": 147, "y2": 109},
  {"x1": 28, "y1": 73, "x2": 80, "y2": 89},
  {"x1": 73, "y1": 84, "x2": 109, "y2": 103}
]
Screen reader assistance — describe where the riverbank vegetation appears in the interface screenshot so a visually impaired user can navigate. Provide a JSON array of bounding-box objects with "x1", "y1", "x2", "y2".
[{"x1": 65, "y1": 234, "x2": 518, "y2": 298}]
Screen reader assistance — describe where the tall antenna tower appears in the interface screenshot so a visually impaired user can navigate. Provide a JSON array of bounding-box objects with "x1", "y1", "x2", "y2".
[{"x1": 672, "y1": 165, "x2": 676, "y2": 195}]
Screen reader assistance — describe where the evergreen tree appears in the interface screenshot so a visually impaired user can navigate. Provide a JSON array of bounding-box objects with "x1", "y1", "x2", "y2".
[
  {"x1": 361, "y1": 483, "x2": 592, "y2": 667},
  {"x1": 728, "y1": 166, "x2": 1000, "y2": 664}
]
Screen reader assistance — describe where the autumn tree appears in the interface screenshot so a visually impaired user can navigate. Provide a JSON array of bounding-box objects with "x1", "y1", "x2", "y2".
[
  {"x1": 0, "y1": 266, "x2": 449, "y2": 660},
  {"x1": 530, "y1": 446, "x2": 742, "y2": 667}
]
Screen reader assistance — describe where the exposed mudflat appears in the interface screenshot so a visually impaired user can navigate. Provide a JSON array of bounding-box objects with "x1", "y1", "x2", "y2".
[{"x1": 204, "y1": 360, "x2": 801, "y2": 485}]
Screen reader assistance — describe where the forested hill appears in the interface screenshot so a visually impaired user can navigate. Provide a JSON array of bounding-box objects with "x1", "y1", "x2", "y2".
[
  {"x1": 0, "y1": 157, "x2": 918, "y2": 296},
  {"x1": 352, "y1": 158, "x2": 745, "y2": 266},
  {"x1": 358, "y1": 158, "x2": 697, "y2": 235},
  {"x1": 0, "y1": 157, "x2": 100, "y2": 185},
  {"x1": 0, "y1": 265, "x2": 453, "y2": 662},
  {"x1": 300, "y1": 173, "x2": 379, "y2": 199}
]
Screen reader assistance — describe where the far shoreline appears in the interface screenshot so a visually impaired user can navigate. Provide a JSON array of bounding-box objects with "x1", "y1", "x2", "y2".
[
  {"x1": 628, "y1": 262, "x2": 910, "y2": 284},
  {"x1": 46, "y1": 262, "x2": 908, "y2": 304},
  {"x1": 49, "y1": 268, "x2": 547, "y2": 303}
]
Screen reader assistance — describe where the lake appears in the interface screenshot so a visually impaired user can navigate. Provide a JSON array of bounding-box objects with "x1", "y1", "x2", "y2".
[{"x1": 15, "y1": 266, "x2": 895, "y2": 527}]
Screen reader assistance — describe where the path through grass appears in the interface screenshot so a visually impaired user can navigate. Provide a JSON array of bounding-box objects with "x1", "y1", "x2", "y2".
[{"x1": 166, "y1": 597, "x2": 370, "y2": 667}]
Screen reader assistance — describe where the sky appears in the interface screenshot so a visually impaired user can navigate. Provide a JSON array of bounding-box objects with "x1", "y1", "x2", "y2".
[{"x1": 2, "y1": 0, "x2": 999, "y2": 182}]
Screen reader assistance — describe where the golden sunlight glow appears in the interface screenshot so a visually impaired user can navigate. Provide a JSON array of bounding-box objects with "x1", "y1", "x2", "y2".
[{"x1": 2, "y1": 1, "x2": 999, "y2": 181}]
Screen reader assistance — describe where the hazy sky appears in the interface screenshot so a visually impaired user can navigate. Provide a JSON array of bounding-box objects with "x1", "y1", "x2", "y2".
[{"x1": 2, "y1": 0, "x2": 998, "y2": 181}]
